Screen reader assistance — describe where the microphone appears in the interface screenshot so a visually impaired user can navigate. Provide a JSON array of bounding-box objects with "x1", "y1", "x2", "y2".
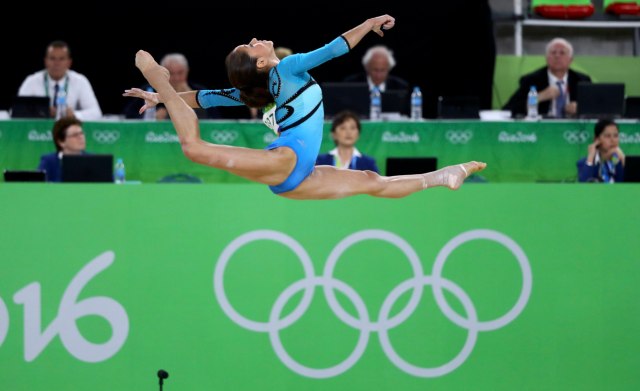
[{"x1": 157, "y1": 369, "x2": 169, "y2": 390}]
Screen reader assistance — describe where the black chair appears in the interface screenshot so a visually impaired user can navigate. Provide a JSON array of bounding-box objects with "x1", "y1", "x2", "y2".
[
  {"x1": 437, "y1": 96, "x2": 480, "y2": 119},
  {"x1": 624, "y1": 96, "x2": 640, "y2": 119},
  {"x1": 157, "y1": 173, "x2": 203, "y2": 184}
]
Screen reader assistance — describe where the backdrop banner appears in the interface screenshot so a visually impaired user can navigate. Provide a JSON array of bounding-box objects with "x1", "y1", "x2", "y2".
[
  {"x1": 2, "y1": 119, "x2": 640, "y2": 183},
  {"x1": 0, "y1": 184, "x2": 638, "y2": 390}
]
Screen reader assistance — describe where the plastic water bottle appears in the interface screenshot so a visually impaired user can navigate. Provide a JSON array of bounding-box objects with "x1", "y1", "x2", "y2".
[
  {"x1": 410, "y1": 86, "x2": 423, "y2": 120},
  {"x1": 55, "y1": 90, "x2": 68, "y2": 120},
  {"x1": 114, "y1": 158, "x2": 126, "y2": 184},
  {"x1": 143, "y1": 87, "x2": 156, "y2": 120},
  {"x1": 369, "y1": 86, "x2": 382, "y2": 120},
  {"x1": 527, "y1": 86, "x2": 539, "y2": 119}
]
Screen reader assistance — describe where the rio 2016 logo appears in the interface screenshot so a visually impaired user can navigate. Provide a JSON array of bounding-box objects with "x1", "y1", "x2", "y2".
[
  {"x1": 0, "y1": 251, "x2": 129, "y2": 362},
  {"x1": 214, "y1": 229, "x2": 532, "y2": 379}
]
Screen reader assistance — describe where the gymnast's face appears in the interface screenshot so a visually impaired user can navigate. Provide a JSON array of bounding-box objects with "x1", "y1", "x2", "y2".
[{"x1": 235, "y1": 38, "x2": 275, "y2": 59}]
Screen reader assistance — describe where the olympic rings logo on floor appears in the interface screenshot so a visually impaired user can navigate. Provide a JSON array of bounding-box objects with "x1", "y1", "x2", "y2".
[{"x1": 214, "y1": 229, "x2": 532, "y2": 379}]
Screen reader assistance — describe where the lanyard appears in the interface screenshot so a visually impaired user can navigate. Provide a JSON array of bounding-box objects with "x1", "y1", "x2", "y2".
[
  {"x1": 334, "y1": 154, "x2": 358, "y2": 169},
  {"x1": 44, "y1": 73, "x2": 69, "y2": 97}
]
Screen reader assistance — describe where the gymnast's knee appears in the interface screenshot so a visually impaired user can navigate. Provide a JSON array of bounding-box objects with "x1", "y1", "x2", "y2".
[
  {"x1": 363, "y1": 170, "x2": 385, "y2": 193},
  {"x1": 180, "y1": 138, "x2": 202, "y2": 162}
]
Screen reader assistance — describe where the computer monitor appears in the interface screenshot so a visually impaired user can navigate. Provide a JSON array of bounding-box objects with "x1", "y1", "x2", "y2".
[
  {"x1": 381, "y1": 89, "x2": 410, "y2": 116},
  {"x1": 321, "y1": 82, "x2": 370, "y2": 119},
  {"x1": 3, "y1": 170, "x2": 46, "y2": 182},
  {"x1": 437, "y1": 96, "x2": 480, "y2": 119},
  {"x1": 10, "y1": 96, "x2": 50, "y2": 118},
  {"x1": 624, "y1": 155, "x2": 640, "y2": 183},
  {"x1": 624, "y1": 96, "x2": 640, "y2": 119},
  {"x1": 61, "y1": 154, "x2": 114, "y2": 183},
  {"x1": 386, "y1": 157, "x2": 438, "y2": 176},
  {"x1": 576, "y1": 82, "x2": 625, "y2": 119}
]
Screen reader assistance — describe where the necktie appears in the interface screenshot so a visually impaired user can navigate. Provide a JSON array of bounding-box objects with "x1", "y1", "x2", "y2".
[
  {"x1": 555, "y1": 80, "x2": 565, "y2": 118},
  {"x1": 53, "y1": 83, "x2": 60, "y2": 108}
]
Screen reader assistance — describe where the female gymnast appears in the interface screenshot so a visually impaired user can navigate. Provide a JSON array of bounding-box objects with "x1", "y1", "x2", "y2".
[{"x1": 123, "y1": 14, "x2": 486, "y2": 200}]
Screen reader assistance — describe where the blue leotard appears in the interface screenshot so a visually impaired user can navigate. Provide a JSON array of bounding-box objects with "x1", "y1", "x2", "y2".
[{"x1": 196, "y1": 36, "x2": 350, "y2": 194}]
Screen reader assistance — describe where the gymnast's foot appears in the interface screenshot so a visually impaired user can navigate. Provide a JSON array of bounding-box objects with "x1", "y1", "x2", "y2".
[
  {"x1": 424, "y1": 161, "x2": 487, "y2": 190},
  {"x1": 135, "y1": 50, "x2": 170, "y2": 88}
]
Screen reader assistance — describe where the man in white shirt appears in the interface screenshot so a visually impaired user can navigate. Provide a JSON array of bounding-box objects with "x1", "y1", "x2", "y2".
[{"x1": 17, "y1": 40, "x2": 102, "y2": 121}]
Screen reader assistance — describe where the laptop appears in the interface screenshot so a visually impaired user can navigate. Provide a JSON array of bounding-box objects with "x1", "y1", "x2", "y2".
[
  {"x1": 437, "y1": 96, "x2": 480, "y2": 119},
  {"x1": 10, "y1": 96, "x2": 51, "y2": 118},
  {"x1": 381, "y1": 89, "x2": 410, "y2": 116},
  {"x1": 386, "y1": 157, "x2": 438, "y2": 176},
  {"x1": 624, "y1": 155, "x2": 640, "y2": 183},
  {"x1": 3, "y1": 170, "x2": 46, "y2": 182},
  {"x1": 321, "y1": 82, "x2": 370, "y2": 119},
  {"x1": 576, "y1": 82, "x2": 625, "y2": 119},
  {"x1": 61, "y1": 154, "x2": 114, "y2": 183},
  {"x1": 625, "y1": 96, "x2": 640, "y2": 119}
]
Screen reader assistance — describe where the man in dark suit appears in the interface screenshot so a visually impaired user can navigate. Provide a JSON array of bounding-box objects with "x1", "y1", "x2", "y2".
[
  {"x1": 344, "y1": 45, "x2": 409, "y2": 93},
  {"x1": 503, "y1": 37, "x2": 592, "y2": 118}
]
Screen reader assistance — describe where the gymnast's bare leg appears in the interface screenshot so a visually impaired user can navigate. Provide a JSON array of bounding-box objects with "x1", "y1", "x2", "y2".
[
  {"x1": 283, "y1": 161, "x2": 487, "y2": 200},
  {"x1": 133, "y1": 50, "x2": 296, "y2": 186}
]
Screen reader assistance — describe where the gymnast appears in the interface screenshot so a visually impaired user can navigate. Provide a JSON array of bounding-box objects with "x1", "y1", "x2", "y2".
[{"x1": 123, "y1": 14, "x2": 486, "y2": 199}]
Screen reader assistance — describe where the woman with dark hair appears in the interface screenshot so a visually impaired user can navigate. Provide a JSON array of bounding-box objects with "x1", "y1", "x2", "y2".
[
  {"x1": 124, "y1": 14, "x2": 485, "y2": 199},
  {"x1": 577, "y1": 118, "x2": 626, "y2": 183},
  {"x1": 37, "y1": 117, "x2": 87, "y2": 182},
  {"x1": 316, "y1": 110, "x2": 379, "y2": 173}
]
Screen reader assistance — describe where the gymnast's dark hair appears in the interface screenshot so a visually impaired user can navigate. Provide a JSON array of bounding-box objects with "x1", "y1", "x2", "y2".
[{"x1": 225, "y1": 49, "x2": 274, "y2": 108}]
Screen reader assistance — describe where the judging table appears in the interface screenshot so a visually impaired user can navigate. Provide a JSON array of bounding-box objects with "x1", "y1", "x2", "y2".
[{"x1": 1, "y1": 119, "x2": 639, "y2": 183}]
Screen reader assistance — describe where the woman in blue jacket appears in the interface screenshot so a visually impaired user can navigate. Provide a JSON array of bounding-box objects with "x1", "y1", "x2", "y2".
[
  {"x1": 316, "y1": 110, "x2": 379, "y2": 173},
  {"x1": 577, "y1": 118, "x2": 625, "y2": 183}
]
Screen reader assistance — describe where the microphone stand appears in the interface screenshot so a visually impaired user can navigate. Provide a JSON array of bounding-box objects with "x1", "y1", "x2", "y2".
[{"x1": 157, "y1": 369, "x2": 169, "y2": 391}]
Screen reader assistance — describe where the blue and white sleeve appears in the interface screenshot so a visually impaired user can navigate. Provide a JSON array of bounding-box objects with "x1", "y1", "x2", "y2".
[
  {"x1": 284, "y1": 36, "x2": 350, "y2": 75},
  {"x1": 197, "y1": 88, "x2": 245, "y2": 108}
]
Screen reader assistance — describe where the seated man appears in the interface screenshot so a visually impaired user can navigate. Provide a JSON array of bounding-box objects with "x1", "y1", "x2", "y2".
[
  {"x1": 123, "y1": 53, "x2": 222, "y2": 120},
  {"x1": 503, "y1": 37, "x2": 592, "y2": 118},
  {"x1": 344, "y1": 45, "x2": 409, "y2": 93},
  {"x1": 17, "y1": 40, "x2": 103, "y2": 121}
]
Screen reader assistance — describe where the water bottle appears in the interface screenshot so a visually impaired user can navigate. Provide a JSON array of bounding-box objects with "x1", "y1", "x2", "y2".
[
  {"x1": 143, "y1": 86, "x2": 156, "y2": 121},
  {"x1": 410, "y1": 86, "x2": 423, "y2": 120},
  {"x1": 55, "y1": 90, "x2": 68, "y2": 120},
  {"x1": 369, "y1": 86, "x2": 382, "y2": 120},
  {"x1": 114, "y1": 158, "x2": 126, "y2": 184},
  {"x1": 526, "y1": 86, "x2": 539, "y2": 119}
]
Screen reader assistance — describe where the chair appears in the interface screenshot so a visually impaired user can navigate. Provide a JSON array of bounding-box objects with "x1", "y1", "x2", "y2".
[
  {"x1": 157, "y1": 173, "x2": 203, "y2": 184},
  {"x1": 604, "y1": 0, "x2": 640, "y2": 15},
  {"x1": 531, "y1": 0, "x2": 595, "y2": 19},
  {"x1": 625, "y1": 96, "x2": 640, "y2": 118},
  {"x1": 437, "y1": 96, "x2": 480, "y2": 119}
]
